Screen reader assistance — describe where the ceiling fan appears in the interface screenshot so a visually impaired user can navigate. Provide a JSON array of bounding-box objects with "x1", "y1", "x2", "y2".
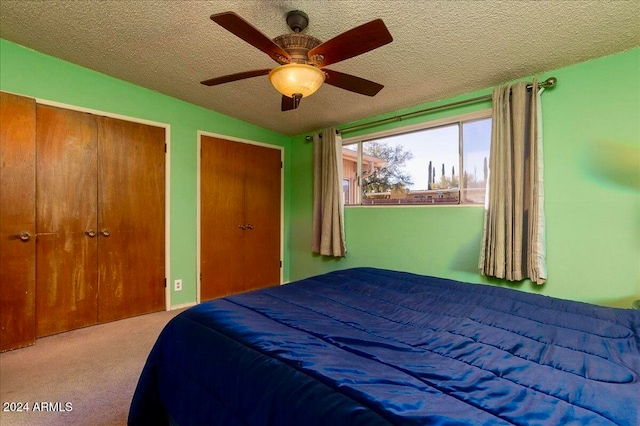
[{"x1": 200, "y1": 11, "x2": 393, "y2": 111}]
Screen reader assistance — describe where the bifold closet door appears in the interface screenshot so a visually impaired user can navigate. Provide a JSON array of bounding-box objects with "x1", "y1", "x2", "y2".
[
  {"x1": 97, "y1": 116, "x2": 165, "y2": 322},
  {"x1": 0, "y1": 92, "x2": 37, "y2": 351},
  {"x1": 242, "y1": 142, "x2": 281, "y2": 290},
  {"x1": 35, "y1": 105, "x2": 99, "y2": 337},
  {"x1": 200, "y1": 136, "x2": 281, "y2": 301},
  {"x1": 200, "y1": 136, "x2": 246, "y2": 300},
  {"x1": 35, "y1": 107, "x2": 165, "y2": 336}
]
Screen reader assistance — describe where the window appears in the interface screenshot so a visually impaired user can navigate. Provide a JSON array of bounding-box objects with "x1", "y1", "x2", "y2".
[{"x1": 342, "y1": 110, "x2": 491, "y2": 206}]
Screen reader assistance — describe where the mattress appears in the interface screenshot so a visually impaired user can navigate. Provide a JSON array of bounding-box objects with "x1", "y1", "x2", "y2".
[{"x1": 129, "y1": 267, "x2": 640, "y2": 425}]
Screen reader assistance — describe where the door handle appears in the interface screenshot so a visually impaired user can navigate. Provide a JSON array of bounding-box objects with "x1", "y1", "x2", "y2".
[
  {"x1": 238, "y1": 225, "x2": 246, "y2": 230},
  {"x1": 246, "y1": 224, "x2": 254, "y2": 230},
  {"x1": 85, "y1": 230, "x2": 97, "y2": 237},
  {"x1": 100, "y1": 229, "x2": 110, "y2": 237},
  {"x1": 17, "y1": 231, "x2": 31, "y2": 242}
]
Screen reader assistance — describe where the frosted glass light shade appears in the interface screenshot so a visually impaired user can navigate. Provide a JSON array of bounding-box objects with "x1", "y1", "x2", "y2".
[{"x1": 268, "y1": 64, "x2": 325, "y2": 98}]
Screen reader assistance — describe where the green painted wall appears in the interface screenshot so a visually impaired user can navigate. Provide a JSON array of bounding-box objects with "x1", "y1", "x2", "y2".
[
  {"x1": 289, "y1": 48, "x2": 640, "y2": 308},
  {"x1": 0, "y1": 39, "x2": 292, "y2": 308},
  {"x1": 3, "y1": 38, "x2": 637, "y2": 309}
]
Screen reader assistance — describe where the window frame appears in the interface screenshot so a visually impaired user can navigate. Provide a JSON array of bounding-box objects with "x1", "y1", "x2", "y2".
[{"x1": 341, "y1": 108, "x2": 492, "y2": 207}]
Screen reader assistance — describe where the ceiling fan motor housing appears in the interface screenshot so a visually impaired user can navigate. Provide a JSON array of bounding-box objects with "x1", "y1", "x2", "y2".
[{"x1": 273, "y1": 33, "x2": 323, "y2": 65}]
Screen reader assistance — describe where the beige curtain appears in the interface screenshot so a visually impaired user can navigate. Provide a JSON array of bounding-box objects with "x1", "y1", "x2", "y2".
[
  {"x1": 479, "y1": 79, "x2": 547, "y2": 284},
  {"x1": 312, "y1": 127, "x2": 346, "y2": 257}
]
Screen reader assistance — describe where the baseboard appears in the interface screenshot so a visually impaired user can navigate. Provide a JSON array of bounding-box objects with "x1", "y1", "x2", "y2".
[{"x1": 169, "y1": 302, "x2": 198, "y2": 311}]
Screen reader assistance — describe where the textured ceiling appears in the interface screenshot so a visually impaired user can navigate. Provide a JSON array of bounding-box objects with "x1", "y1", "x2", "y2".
[{"x1": 1, "y1": 1, "x2": 639, "y2": 136}]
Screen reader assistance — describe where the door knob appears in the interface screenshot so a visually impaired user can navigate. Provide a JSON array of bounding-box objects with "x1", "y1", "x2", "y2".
[
  {"x1": 85, "y1": 230, "x2": 96, "y2": 237},
  {"x1": 18, "y1": 231, "x2": 31, "y2": 242},
  {"x1": 100, "y1": 229, "x2": 111, "y2": 237},
  {"x1": 246, "y1": 224, "x2": 254, "y2": 230},
  {"x1": 238, "y1": 225, "x2": 246, "y2": 230}
]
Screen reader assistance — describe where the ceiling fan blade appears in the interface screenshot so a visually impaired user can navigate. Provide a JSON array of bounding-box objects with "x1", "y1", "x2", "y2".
[
  {"x1": 210, "y1": 12, "x2": 291, "y2": 63},
  {"x1": 323, "y1": 69, "x2": 384, "y2": 96},
  {"x1": 281, "y1": 95, "x2": 300, "y2": 111},
  {"x1": 200, "y1": 69, "x2": 272, "y2": 86},
  {"x1": 308, "y1": 19, "x2": 392, "y2": 67}
]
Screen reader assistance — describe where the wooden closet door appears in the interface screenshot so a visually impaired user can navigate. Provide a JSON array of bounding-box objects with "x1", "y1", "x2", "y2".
[
  {"x1": 201, "y1": 137, "x2": 281, "y2": 300},
  {"x1": 0, "y1": 92, "x2": 36, "y2": 351},
  {"x1": 97, "y1": 117, "x2": 165, "y2": 322},
  {"x1": 35, "y1": 105, "x2": 99, "y2": 337},
  {"x1": 200, "y1": 136, "x2": 247, "y2": 300},
  {"x1": 243, "y1": 143, "x2": 281, "y2": 291}
]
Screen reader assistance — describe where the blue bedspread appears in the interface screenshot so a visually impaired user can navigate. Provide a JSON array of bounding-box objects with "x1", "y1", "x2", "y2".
[{"x1": 129, "y1": 268, "x2": 640, "y2": 425}]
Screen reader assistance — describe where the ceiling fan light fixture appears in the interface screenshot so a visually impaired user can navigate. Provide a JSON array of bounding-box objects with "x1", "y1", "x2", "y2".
[{"x1": 268, "y1": 63, "x2": 325, "y2": 98}]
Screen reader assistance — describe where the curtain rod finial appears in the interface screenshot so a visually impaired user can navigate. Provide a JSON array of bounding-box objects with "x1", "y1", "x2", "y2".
[{"x1": 544, "y1": 77, "x2": 557, "y2": 88}]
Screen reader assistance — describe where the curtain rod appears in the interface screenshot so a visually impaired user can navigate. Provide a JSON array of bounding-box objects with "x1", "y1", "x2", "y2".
[{"x1": 305, "y1": 77, "x2": 556, "y2": 141}]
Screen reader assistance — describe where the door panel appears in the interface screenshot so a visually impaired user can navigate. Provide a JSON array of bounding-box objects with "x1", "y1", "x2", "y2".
[
  {"x1": 35, "y1": 105, "x2": 98, "y2": 337},
  {"x1": 97, "y1": 117, "x2": 165, "y2": 322},
  {"x1": 0, "y1": 92, "x2": 36, "y2": 351},
  {"x1": 243, "y1": 143, "x2": 281, "y2": 291},
  {"x1": 201, "y1": 136, "x2": 246, "y2": 300}
]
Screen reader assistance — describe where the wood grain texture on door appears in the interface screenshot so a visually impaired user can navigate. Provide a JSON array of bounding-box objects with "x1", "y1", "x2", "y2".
[
  {"x1": 201, "y1": 136, "x2": 247, "y2": 300},
  {"x1": 0, "y1": 92, "x2": 37, "y2": 351},
  {"x1": 35, "y1": 104, "x2": 99, "y2": 337},
  {"x1": 200, "y1": 136, "x2": 281, "y2": 301},
  {"x1": 97, "y1": 117, "x2": 165, "y2": 322},
  {"x1": 243, "y1": 142, "x2": 281, "y2": 291}
]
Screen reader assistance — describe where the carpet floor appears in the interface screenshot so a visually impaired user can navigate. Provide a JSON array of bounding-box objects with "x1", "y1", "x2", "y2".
[{"x1": 0, "y1": 308, "x2": 184, "y2": 426}]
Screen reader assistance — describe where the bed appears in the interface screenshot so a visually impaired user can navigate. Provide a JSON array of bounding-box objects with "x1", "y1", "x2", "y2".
[{"x1": 128, "y1": 267, "x2": 640, "y2": 425}]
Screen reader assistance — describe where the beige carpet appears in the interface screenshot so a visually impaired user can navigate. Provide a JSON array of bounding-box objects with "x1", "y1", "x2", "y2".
[{"x1": 0, "y1": 308, "x2": 185, "y2": 426}]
